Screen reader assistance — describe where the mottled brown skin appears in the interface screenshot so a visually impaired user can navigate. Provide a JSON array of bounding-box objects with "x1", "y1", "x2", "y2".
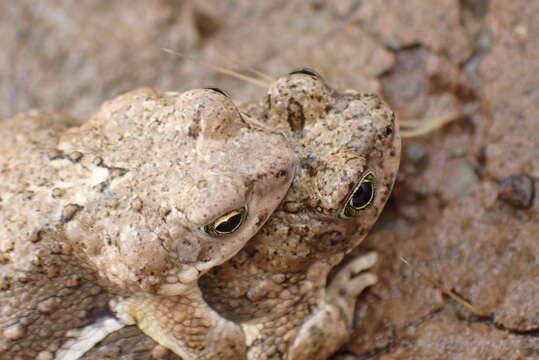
[
  {"x1": 80, "y1": 72, "x2": 400, "y2": 360},
  {"x1": 0, "y1": 88, "x2": 296, "y2": 359},
  {"x1": 200, "y1": 71, "x2": 401, "y2": 359}
]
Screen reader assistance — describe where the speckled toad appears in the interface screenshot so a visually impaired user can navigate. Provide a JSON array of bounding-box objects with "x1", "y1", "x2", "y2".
[
  {"x1": 82, "y1": 69, "x2": 401, "y2": 360},
  {"x1": 0, "y1": 87, "x2": 296, "y2": 359},
  {"x1": 201, "y1": 69, "x2": 401, "y2": 360}
]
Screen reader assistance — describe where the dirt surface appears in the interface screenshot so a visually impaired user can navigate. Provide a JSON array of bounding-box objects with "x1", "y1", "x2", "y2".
[{"x1": 1, "y1": 0, "x2": 538, "y2": 359}]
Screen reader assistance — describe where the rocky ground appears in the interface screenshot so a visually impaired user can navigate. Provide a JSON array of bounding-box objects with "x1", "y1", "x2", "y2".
[{"x1": 1, "y1": 1, "x2": 537, "y2": 359}]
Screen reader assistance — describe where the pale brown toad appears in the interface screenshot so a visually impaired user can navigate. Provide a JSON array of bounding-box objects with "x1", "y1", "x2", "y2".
[
  {"x1": 0, "y1": 87, "x2": 296, "y2": 359},
  {"x1": 83, "y1": 70, "x2": 401, "y2": 360},
  {"x1": 200, "y1": 69, "x2": 401, "y2": 360}
]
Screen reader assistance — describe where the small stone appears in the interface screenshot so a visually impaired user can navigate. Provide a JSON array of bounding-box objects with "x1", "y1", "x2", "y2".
[{"x1": 498, "y1": 174, "x2": 535, "y2": 209}]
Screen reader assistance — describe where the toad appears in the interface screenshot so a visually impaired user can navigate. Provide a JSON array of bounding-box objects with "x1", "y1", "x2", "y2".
[
  {"x1": 0, "y1": 87, "x2": 296, "y2": 359},
  {"x1": 201, "y1": 69, "x2": 401, "y2": 360}
]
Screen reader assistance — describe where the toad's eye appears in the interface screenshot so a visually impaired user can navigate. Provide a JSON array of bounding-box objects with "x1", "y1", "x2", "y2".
[
  {"x1": 289, "y1": 68, "x2": 321, "y2": 79},
  {"x1": 340, "y1": 172, "x2": 376, "y2": 219},
  {"x1": 204, "y1": 207, "x2": 247, "y2": 236}
]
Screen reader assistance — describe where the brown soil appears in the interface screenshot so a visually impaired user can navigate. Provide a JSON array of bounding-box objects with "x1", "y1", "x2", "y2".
[{"x1": 1, "y1": 1, "x2": 537, "y2": 359}]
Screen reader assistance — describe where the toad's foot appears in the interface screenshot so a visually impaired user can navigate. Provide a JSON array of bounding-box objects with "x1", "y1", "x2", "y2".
[
  {"x1": 288, "y1": 252, "x2": 378, "y2": 360},
  {"x1": 55, "y1": 317, "x2": 125, "y2": 360},
  {"x1": 111, "y1": 288, "x2": 246, "y2": 360},
  {"x1": 326, "y1": 251, "x2": 378, "y2": 321}
]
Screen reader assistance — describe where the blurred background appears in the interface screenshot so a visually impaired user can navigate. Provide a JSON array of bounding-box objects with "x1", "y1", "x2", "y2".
[{"x1": 2, "y1": 1, "x2": 538, "y2": 358}]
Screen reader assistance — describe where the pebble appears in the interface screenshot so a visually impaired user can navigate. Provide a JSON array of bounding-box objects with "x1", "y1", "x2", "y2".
[{"x1": 498, "y1": 174, "x2": 535, "y2": 209}]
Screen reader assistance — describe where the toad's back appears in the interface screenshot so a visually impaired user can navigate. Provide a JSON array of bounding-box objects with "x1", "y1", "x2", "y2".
[{"x1": 0, "y1": 110, "x2": 112, "y2": 359}]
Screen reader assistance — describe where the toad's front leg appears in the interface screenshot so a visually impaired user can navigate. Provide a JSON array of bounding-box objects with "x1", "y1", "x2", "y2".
[
  {"x1": 288, "y1": 252, "x2": 378, "y2": 360},
  {"x1": 242, "y1": 252, "x2": 377, "y2": 360},
  {"x1": 112, "y1": 287, "x2": 246, "y2": 360}
]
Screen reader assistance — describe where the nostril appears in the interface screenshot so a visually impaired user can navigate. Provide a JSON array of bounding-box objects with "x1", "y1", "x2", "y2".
[{"x1": 311, "y1": 230, "x2": 345, "y2": 251}]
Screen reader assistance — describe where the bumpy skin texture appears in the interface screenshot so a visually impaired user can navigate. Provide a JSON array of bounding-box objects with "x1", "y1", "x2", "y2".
[
  {"x1": 0, "y1": 88, "x2": 296, "y2": 359},
  {"x1": 80, "y1": 72, "x2": 400, "y2": 360},
  {"x1": 200, "y1": 72, "x2": 401, "y2": 359}
]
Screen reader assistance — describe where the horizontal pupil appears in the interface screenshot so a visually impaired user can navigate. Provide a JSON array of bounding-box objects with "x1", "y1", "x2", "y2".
[
  {"x1": 351, "y1": 181, "x2": 373, "y2": 208},
  {"x1": 215, "y1": 213, "x2": 242, "y2": 233}
]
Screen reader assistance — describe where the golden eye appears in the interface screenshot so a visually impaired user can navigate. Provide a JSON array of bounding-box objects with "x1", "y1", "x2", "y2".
[
  {"x1": 204, "y1": 207, "x2": 247, "y2": 236},
  {"x1": 340, "y1": 172, "x2": 376, "y2": 219}
]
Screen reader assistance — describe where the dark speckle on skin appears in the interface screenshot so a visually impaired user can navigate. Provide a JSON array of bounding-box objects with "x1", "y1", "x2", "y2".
[
  {"x1": 287, "y1": 98, "x2": 305, "y2": 133},
  {"x1": 60, "y1": 203, "x2": 83, "y2": 224},
  {"x1": 276, "y1": 169, "x2": 288, "y2": 178},
  {"x1": 188, "y1": 123, "x2": 200, "y2": 139},
  {"x1": 47, "y1": 149, "x2": 65, "y2": 161},
  {"x1": 95, "y1": 159, "x2": 129, "y2": 176}
]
